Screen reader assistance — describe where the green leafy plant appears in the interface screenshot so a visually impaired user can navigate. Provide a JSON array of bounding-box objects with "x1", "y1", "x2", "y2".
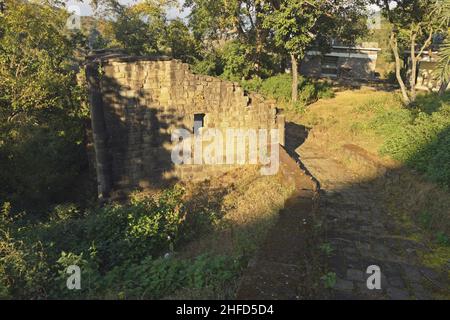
[
  {"x1": 436, "y1": 232, "x2": 450, "y2": 246},
  {"x1": 367, "y1": 93, "x2": 450, "y2": 189},
  {"x1": 321, "y1": 272, "x2": 337, "y2": 289},
  {"x1": 320, "y1": 243, "x2": 334, "y2": 256}
]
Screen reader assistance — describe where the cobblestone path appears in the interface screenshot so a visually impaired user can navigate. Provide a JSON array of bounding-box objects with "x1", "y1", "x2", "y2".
[
  {"x1": 299, "y1": 143, "x2": 450, "y2": 300},
  {"x1": 237, "y1": 122, "x2": 449, "y2": 300}
]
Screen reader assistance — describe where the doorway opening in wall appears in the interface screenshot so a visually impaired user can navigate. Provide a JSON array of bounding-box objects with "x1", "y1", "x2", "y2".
[{"x1": 193, "y1": 113, "x2": 205, "y2": 135}]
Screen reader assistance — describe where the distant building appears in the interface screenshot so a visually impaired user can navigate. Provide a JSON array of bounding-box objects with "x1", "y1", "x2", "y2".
[
  {"x1": 406, "y1": 50, "x2": 449, "y2": 92},
  {"x1": 300, "y1": 35, "x2": 448, "y2": 92},
  {"x1": 300, "y1": 43, "x2": 381, "y2": 80}
]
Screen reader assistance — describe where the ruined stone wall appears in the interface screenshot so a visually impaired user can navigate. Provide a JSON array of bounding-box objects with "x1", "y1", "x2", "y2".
[{"x1": 86, "y1": 54, "x2": 285, "y2": 199}]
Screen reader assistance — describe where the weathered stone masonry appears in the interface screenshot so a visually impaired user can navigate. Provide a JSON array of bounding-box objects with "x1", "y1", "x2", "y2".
[{"x1": 86, "y1": 53, "x2": 285, "y2": 199}]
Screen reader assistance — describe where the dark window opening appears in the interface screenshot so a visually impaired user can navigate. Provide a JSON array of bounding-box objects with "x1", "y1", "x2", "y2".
[
  {"x1": 193, "y1": 113, "x2": 205, "y2": 135},
  {"x1": 321, "y1": 56, "x2": 339, "y2": 77}
]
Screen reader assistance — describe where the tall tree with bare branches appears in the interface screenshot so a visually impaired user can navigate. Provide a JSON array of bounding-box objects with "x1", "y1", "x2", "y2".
[{"x1": 374, "y1": 0, "x2": 450, "y2": 104}]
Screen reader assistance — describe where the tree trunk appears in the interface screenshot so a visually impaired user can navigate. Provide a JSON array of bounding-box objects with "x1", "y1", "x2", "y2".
[
  {"x1": 439, "y1": 79, "x2": 449, "y2": 96},
  {"x1": 291, "y1": 53, "x2": 298, "y2": 103},
  {"x1": 390, "y1": 32, "x2": 411, "y2": 104},
  {"x1": 410, "y1": 34, "x2": 417, "y2": 103}
]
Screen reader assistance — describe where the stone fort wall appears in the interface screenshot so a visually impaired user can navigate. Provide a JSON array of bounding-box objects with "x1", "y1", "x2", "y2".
[{"x1": 85, "y1": 53, "x2": 285, "y2": 199}]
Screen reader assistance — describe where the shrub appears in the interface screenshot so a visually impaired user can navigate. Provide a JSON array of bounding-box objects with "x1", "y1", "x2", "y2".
[
  {"x1": 0, "y1": 233, "x2": 50, "y2": 299},
  {"x1": 259, "y1": 74, "x2": 297, "y2": 102},
  {"x1": 53, "y1": 249, "x2": 101, "y2": 299},
  {"x1": 369, "y1": 93, "x2": 450, "y2": 188},
  {"x1": 316, "y1": 81, "x2": 335, "y2": 99},
  {"x1": 192, "y1": 50, "x2": 223, "y2": 76},
  {"x1": 240, "y1": 76, "x2": 264, "y2": 93},
  {"x1": 298, "y1": 83, "x2": 317, "y2": 105},
  {"x1": 0, "y1": 184, "x2": 244, "y2": 299},
  {"x1": 50, "y1": 186, "x2": 189, "y2": 267},
  {"x1": 100, "y1": 254, "x2": 244, "y2": 299},
  {"x1": 51, "y1": 204, "x2": 81, "y2": 221},
  {"x1": 436, "y1": 232, "x2": 450, "y2": 246},
  {"x1": 244, "y1": 74, "x2": 334, "y2": 107}
]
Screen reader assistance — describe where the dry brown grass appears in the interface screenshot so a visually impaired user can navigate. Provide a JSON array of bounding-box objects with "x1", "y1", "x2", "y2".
[
  {"x1": 178, "y1": 166, "x2": 295, "y2": 259},
  {"x1": 286, "y1": 89, "x2": 399, "y2": 159}
]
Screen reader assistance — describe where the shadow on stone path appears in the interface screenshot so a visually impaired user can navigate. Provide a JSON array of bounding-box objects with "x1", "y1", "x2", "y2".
[
  {"x1": 299, "y1": 141, "x2": 450, "y2": 300},
  {"x1": 236, "y1": 146, "x2": 321, "y2": 300},
  {"x1": 237, "y1": 121, "x2": 449, "y2": 300}
]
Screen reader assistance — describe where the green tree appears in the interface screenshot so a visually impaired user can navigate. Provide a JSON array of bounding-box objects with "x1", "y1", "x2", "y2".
[
  {"x1": 185, "y1": 0, "x2": 281, "y2": 79},
  {"x1": 165, "y1": 19, "x2": 200, "y2": 63},
  {"x1": 373, "y1": 0, "x2": 450, "y2": 104},
  {"x1": 92, "y1": 0, "x2": 177, "y2": 55},
  {"x1": 0, "y1": 0, "x2": 88, "y2": 210},
  {"x1": 262, "y1": 0, "x2": 368, "y2": 102},
  {"x1": 436, "y1": 3, "x2": 450, "y2": 96}
]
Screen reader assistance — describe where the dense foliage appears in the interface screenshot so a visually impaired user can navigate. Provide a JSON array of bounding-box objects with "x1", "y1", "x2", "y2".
[
  {"x1": 0, "y1": 0, "x2": 89, "y2": 213},
  {"x1": 1, "y1": 0, "x2": 449, "y2": 301},
  {"x1": 241, "y1": 74, "x2": 334, "y2": 110},
  {"x1": 0, "y1": 187, "x2": 244, "y2": 299},
  {"x1": 368, "y1": 93, "x2": 450, "y2": 189}
]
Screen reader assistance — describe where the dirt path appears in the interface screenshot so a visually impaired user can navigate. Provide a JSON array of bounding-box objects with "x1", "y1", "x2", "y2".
[{"x1": 236, "y1": 146, "x2": 321, "y2": 300}]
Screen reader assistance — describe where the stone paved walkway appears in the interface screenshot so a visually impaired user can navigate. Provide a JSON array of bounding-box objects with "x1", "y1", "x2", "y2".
[
  {"x1": 237, "y1": 122, "x2": 448, "y2": 300},
  {"x1": 299, "y1": 143, "x2": 449, "y2": 300}
]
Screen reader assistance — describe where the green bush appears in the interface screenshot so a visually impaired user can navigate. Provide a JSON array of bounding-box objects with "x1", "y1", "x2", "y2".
[
  {"x1": 316, "y1": 81, "x2": 335, "y2": 99},
  {"x1": 51, "y1": 204, "x2": 81, "y2": 221},
  {"x1": 55, "y1": 253, "x2": 243, "y2": 300},
  {"x1": 240, "y1": 76, "x2": 264, "y2": 93},
  {"x1": 0, "y1": 185, "x2": 244, "y2": 299},
  {"x1": 99, "y1": 254, "x2": 243, "y2": 299},
  {"x1": 0, "y1": 233, "x2": 50, "y2": 299},
  {"x1": 298, "y1": 83, "x2": 317, "y2": 105},
  {"x1": 241, "y1": 74, "x2": 334, "y2": 107},
  {"x1": 192, "y1": 50, "x2": 223, "y2": 76},
  {"x1": 369, "y1": 93, "x2": 450, "y2": 188},
  {"x1": 35, "y1": 186, "x2": 189, "y2": 268},
  {"x1": 436, "y1": 232, "x2": 450, "y2": 246},
  {"x1": 259, "y1": 74, "x2": 298, "y2": 102}
]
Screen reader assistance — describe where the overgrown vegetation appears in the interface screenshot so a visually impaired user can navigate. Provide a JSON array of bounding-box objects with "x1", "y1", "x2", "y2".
[
  {"x1": 0, "y1": 186, "x2": 240, "y2": 299},
  {"x1": 240, "y1": 74, "x2": 334, "y2": 110},
  {"x1": 367, "y1": 93, "x2": 450, "y2": 189},
  {"x1": 0, "y1": 167, "x2": 293, "y2": 299},
  {"x1": 0, "y1": 0, "x2": 91, "y2": 213},
  {"x1": 1, "y1": 0, "x2": 450, "y2": 300}
]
